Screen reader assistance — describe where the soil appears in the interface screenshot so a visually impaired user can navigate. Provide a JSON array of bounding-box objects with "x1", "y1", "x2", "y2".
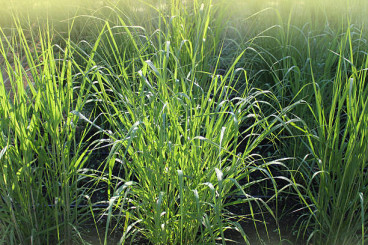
[{"x1": 78, "y1": 196, "x2": 307, "y2": 245}]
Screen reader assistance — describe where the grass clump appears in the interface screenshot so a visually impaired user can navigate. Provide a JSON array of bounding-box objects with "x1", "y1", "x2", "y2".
[
  {"x1": 73, "y1": 2, "x2": 295, "y2": 243},
  {"x1": 292, "y1": 27, "x2": 368, "y2": 245},
  {"x1": 88, "y1": 52, "x2": 291, "y2": 244},
  {"x1": 0, "y1": 23, "x2": 93, "y2": 244}
]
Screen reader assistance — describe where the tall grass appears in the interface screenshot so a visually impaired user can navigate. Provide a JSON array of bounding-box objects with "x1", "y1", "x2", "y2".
[
  {"x1": 224, "y1": 2, "x2": 368, "y2": 244},
  {"x1": 67, "y1": 1, "x2": 301, "y2": 244},
  {"x1": 292, "y1": 26, "x2": 368, "y2": 245},
  {"x1": 0, "y1": 22, "x2": 92, "y2": 244},
  {"x1": 87, "y1": 55, "x2": 295, "y2": 244}
]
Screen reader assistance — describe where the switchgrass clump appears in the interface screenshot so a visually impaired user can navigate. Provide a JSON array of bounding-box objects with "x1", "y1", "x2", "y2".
[
  {"x1": 291, "y1": 27, "x2": 368, "y2": 245},
  {"x1": 85, "y1": 46, "x2": 294, "y2": 245},
  {"x1": 68, "y1": 1, "x2": 300, "y2": 243},
  {"x1": 0, "y1": 22, "x2": 93, "y2": 244},
  {"x1": 222, "y1": 2, "x2": 368, "y2": 244}
]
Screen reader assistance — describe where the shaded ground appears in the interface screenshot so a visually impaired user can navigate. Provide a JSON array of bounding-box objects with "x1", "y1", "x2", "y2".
[
  {"x1": 227, "y1": 212, "x2": 305, "y2": 245},
  {"x1": 79, "y1": 200, "x2": 306, "y2": 245}
]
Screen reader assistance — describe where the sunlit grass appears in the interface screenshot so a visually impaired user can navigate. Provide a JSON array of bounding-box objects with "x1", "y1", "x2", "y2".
[{"x1": 0, "y1": 21, "x2": 93, "y2": 244}]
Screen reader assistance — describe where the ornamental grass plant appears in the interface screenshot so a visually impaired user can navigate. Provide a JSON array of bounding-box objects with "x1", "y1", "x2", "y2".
[{"x1": 0, "y1": 22, "x2": 93, "y2": 244}]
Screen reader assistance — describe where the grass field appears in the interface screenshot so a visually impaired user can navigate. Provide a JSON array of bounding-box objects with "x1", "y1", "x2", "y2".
[{"x1": 0, "y1": 0, "x2": 367, "y2": 244}]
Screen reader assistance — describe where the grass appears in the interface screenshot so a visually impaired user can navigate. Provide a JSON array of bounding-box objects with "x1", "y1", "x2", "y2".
[
  {"x1": 0, "y1": 21, "x2": 93, "y2": 244},
  {"x1": 291, "y1": 26, "x2": 368, "y2": 244},
  {"x1": 0, "y1": 0, "x2": 367, "y2": 244}
]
